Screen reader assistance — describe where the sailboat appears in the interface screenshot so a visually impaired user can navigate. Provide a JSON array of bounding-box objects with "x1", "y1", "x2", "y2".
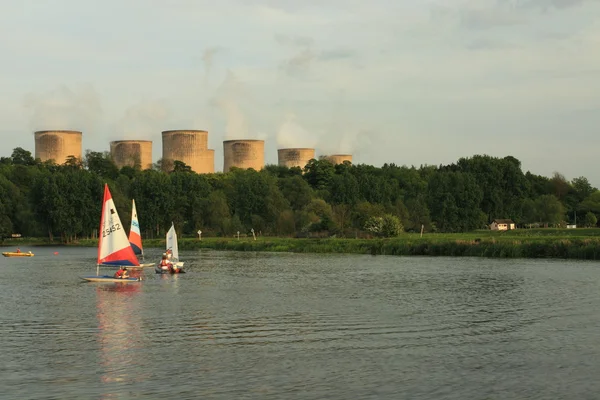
[
  {"x1": 128, "y1": 199, "x2": 155, "y2": 268},
  {"x1": 156, "y1": 222, "x2": 185, "y2": 274},
  {"x1": 81, "y1": 184, "x2": 142, "y2": 282}
]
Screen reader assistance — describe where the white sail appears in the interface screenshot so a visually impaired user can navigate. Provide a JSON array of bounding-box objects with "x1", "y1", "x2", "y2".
[
  {"x1": 98, "y1": 185, "x2": 140, "y2": 267},
  {"x1": 166, "y1": 223, "x2": 179, "y2": 261}
]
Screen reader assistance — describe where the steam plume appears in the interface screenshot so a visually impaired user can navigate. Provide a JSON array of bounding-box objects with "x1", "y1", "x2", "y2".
[
  {"x1": 23, "y1": 84, "x2": 102, "y2": 132},
  {"x1": 114, "y1": 99, "x2": 171, "y2": 139},
  {"x1": 276, "y1": 112, "x2": 318, "y2": 148},
  {"x1": 202, "y1": 47, "x2": 220, "y2": 87},
  {"x1": 211, "y1": 71, "x2": 251, "y2": 139}
]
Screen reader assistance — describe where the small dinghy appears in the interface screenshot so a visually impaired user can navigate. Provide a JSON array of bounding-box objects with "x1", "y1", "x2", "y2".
[{"x1": 81, "y1": 184, "x2": 142, "y2": 283}]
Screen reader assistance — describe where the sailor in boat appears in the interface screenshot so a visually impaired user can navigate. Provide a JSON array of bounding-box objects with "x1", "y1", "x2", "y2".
[
  {"x1": 16, "y1": 248, "x2": 21, "y2": 253},
  {"x1": 159, "y1": 254, "x2": 173, "y2": 273},
  {"x1": 165, "y1": 249, "x2": 182, "y2": 272},
  {"x1": 114, "y1": 266, "x2": 129, "y2": 279}
]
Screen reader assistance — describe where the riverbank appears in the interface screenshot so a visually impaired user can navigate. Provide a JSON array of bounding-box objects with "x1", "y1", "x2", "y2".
[{"x1": 4, "y1": 228, "x2": 600, "y2": 260}]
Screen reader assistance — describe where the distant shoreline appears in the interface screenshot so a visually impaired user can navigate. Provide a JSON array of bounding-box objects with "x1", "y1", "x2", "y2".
[{"x1": 4, "y1": 229, "x2": 600, "y2": 260}]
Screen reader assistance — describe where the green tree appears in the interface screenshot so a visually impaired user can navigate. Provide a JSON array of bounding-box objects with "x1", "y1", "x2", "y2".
[
  {"x1": 521, "y1": 198, "x2": 537, "y2": 227},
  {"x1": 11, "y1": 147, "x2": 35, "y2": 166},
  {"x1": 85, "y1": 151, "x2": 119, "y2": 179},
  {"x1": 456, "y1": 155, "x2": 529, "y2": 222},
  {"x1": 303, "y1": 159, "x2": 335, "y2": 191},
  {"x1": 332, "y1": 204, "x2": 351, "y2": 236},
  {"x1": 579, "y1": 191, "x2": 600, "y2": 214},
  {"x1": 428, "y1": 171, "x2": 484, "y2": 232},
  {"x1": 381, "y1": 214, "x2": 403, "y2": 237},
  {"x1": 172, "y1": 161, "x2": 192, "y2": 173},
  {"x1": 405, "y1": 195, "x2": 432, "y2": 232},
  {"x1": 572, "y1": 176, "x2": 596, "y2": 202},
  {"x1": 276, "y1": 210, "x2": 296, "y2": 236},
  {"x1": 329, "y1": 172, "x2": 360, "y2": 205},
  {"x1": 364, "y1": 216, "x2": 383, "y2": 235},
  {"x1": 535, "y1": 194, "x2": 565, "y2": 227},
  {"x1": 583, "y1": 212, "x2": 597, "y2": 228},
  {"x1": 279, "y1": 175, "x2": 313, "y2": 211},
  {"x1": 206, "y1": 190, "x2": 231, "y2": 235},
  {"x1": 351, "y1": 201, "x2": 385, "y2": 230},
  {"x1": 391, "y1": 198, "x2": 410, "y2": 228},
  {"x1": 304, "y1": 199, "x2": 337, "y2": 232}
]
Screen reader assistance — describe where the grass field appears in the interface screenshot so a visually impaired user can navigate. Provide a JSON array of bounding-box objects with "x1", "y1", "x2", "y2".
[{"x1": 4, "y1": 229, "x2": 600, "y2": 260}]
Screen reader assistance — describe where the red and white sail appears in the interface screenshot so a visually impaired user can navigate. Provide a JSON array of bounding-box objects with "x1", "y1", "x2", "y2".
[
  {"x1": 97, "y1": 184, "x2": 140, "y2": 267},
  {"x1": 128, "y1": 199, "x2": 143, "y2": 256}
]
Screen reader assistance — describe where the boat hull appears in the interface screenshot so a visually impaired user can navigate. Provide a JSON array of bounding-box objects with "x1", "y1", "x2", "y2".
[
  {"x1": 155, "y1": 266, "x2": 186, "y2": 274},
  {"x1": 139, "y1": 262, "x2": 156, "y2": 267},
  {"x1": 2, "y1": 252, "x2": 34, "y2": 257},
  {"x1": 99, "y1": 263, "x2": 144, "y2": 270},
  {"x1": 81, "y1": 275, "x2": 141, "y2": 282}
]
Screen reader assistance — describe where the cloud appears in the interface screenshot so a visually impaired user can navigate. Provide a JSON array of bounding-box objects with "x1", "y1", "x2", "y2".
[
  {"x1": 318, "y1": 49, "x2": 355, "y2": 61},
  {"x1": 339, "y1": 128, "x2": 374, "y2": 156},
  {"x1": 459, "y1": 5, "x2": 526, "y2": 29},
  {"x1": 274, "y1": 34, "x2": 314, "y2": 47},
  {"x1": 434, "y1": 0, "x2": 598, "y2": 31},
  {"x1": 276, "y1": 112, "x2": 319, "y2": 148},
  {"x1": 519, "y1": 0, "x2": 593, "y2": 11},
  {"x1": 201, "y1": 47, "x2": 221, "y2": 86},
  {"x1": 275, "y1": 34, "x2": 316, "y2": 77},
  {"x1": 3, "y1": 0, "x2": 600, "y2": 183},
  {"x1": 22, "y1": 84, "x2": 102, "y2": 132},
  {"x1": 465, "y1": 38, "x2": 516, "y2": 50},
  {"x1": 113, "y1": 99, "x2": 171, "y2": 140},
  {"x1": 280, "y1": 49, "x2": 316, "y2": 76},
  {"x1": 210, "y1": 71, "x2": 251, "y2": 140}
]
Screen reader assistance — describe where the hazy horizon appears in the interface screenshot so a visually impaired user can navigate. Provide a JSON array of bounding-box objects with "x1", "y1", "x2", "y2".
[{"x1": 1, "y1": 0, "x2": 599, "y2": 186}]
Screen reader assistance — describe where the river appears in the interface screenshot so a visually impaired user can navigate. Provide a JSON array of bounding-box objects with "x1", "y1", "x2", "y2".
[{"x1": 1, "y1": 247, "x2": 599, "y2": 399}]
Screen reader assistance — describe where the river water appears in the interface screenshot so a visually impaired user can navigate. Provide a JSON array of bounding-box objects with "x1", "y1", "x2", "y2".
[{"x1": 1, "y1": 247, "x2": 600, "y2": 400}]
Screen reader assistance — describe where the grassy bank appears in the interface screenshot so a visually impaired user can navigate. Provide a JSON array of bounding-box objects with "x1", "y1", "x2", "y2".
[
  {"x1": 178, "y1": 235, "x2": 600, "y2": 260},
  {"x1": 5, "y1": 228, "x2": 600, "y2": 260}
]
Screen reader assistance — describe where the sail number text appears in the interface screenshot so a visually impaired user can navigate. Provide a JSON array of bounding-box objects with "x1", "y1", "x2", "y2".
[{"x1": 103, "y1": 223, "x2": 121, "y2": 237}]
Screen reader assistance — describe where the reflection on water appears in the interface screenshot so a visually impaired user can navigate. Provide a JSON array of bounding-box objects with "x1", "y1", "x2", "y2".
[
  {"x1": 2, "y1": 248, "x2": 600, "y2": 399},
  {"x1": 95, "y1": 283, "x2": 143, "y2": 397}
]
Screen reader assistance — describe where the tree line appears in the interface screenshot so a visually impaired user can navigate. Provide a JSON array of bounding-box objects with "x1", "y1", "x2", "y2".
[{"x1": 0, "y1": 148, "x2": 598, "y2": 242}]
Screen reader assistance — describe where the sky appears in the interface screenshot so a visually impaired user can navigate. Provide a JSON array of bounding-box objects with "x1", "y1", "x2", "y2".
[{"x1": 1, "y1": 0, "x2": 599, "y2": 185}]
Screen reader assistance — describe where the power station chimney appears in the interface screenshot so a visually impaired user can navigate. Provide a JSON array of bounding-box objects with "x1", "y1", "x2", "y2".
[
  {"x1": 277, "y1": 148, "x2": 315, "y2": 170},
  {"x1": 34, "y1": 130, "x2": 82, "y2": 164},
  {"x1": 110, "y1": 140, "x2": 153, "y2": 170},
  {"x1": 319, "y1": 154, "x2": 353, "y2": 165},
  {"x1": 223, "y1": 140, "x2": 265, "y2": 172},
  {"x1": 162, "y1": 130, "x2": 214, "y2": 173}
]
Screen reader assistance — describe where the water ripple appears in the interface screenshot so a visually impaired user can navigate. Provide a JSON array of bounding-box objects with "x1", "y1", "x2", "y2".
[{"x1": 2, "y1": 250, "x2": 600, "y2": 399}]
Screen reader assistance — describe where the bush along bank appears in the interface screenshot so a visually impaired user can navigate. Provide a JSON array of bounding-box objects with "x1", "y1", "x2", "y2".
[
  {"x1": 176, "y1": 237, "x2": 600, "y2": 260},
  {"x1": 10, "y1": 235, "x2": 600, "y2": 260}
]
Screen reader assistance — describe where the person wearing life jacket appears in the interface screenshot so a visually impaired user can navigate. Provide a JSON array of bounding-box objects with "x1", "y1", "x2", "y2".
[
  {"x1": 165, "y1": 249, "x2": 179, "y2": 273},
  {"x1": 159, "y1": 254, "x2": 172, "y2": 272},
  {"x1": 16, "y1": 248, "x2": 21, "y2": 253},
  {"x1": 114, "y1": 266, "x2": 128, "y2": 279}
]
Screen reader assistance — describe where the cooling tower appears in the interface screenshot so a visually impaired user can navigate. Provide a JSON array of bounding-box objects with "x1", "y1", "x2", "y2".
[
  {"x1": 319, "y1": 154, "x2": 353, "y2": 165},
  {"x1": 278, "y1": 148, "x2": 315, "y2": 169},
  {"x1": 34, "y1": 130, "x2": 82, "y2": 164},
  {"x1": 196, "y1": 149, "x2": 215, "y2": 173},
  {"x1": 110, "y1": 140, "x2": 153, "y2": 170},
  {"x1": 162, "y1": 130, "x2": 214, "y2": 173},
  {"x1": 223, "y1": 140, "x2": 265, "y2": 172}
]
